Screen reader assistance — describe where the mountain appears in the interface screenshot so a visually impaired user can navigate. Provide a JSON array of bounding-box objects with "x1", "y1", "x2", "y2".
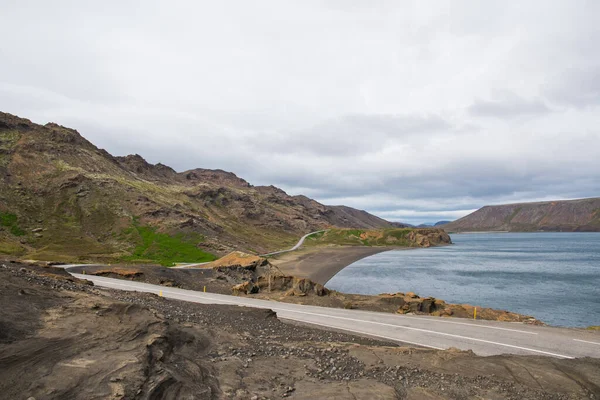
[
  {"x1": 0, "y1": 111, "x2": 397, "y2": 263},
  {"x1": 414, "y1": 221, "x2": 451, "y2": 228},
  {"x1": 441, "y1": 198, "x2": 600, "y2": 232}
]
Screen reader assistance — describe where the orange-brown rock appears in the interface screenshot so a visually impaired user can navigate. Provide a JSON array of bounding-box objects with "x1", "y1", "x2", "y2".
[
  {"x1": 232, "y1": 281, "x2": 259, "y2": 295},
  {"x1": 255, "y1": 275, "x2": 328, "y2": 297},
  {"x1": 445, "y1": 304, "x2": 541, "y2": 324},
  {"x1": 205, "y1": 251, "x2": 268, "y2": 269},
  {"x1": 378, "y1": 292, "x2": 447, "y2": 314},
  {"x1": 406, "y1": 229, "x2": 452, "y2": 248}
]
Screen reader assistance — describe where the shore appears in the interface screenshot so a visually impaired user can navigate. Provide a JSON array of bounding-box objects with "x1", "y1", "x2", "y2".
[{"x1": 268, "y1": 246, "x2": 400, "y2": 285}]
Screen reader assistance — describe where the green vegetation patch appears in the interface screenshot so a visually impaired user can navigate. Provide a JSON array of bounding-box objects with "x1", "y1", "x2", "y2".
[
  {"x1": 122, "y1": 222, "x2": 216, "y2": 266},
  {"x1": 0, "y1": 212, "x2": 25, "y2": 236},
  {"x1": 0, "y1": 240, "x2": 26, "y2": 255},
  {"x1": 587, "y1": 326, "x2": 600, "y2": 331},
  {"x1": 305, "y1": 228, "x2": 416, "y2": 247},
  {"x1": 305, "y1": 231, "x2": 325, "y2": 241}
]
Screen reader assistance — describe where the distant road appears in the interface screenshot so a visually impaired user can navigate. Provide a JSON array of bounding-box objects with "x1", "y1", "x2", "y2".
[
  {"x1": 260, "y1": 230, "x2": 326, "y2": 257},
  {"x1": 171, "y1": 230, "x2": 327, "y2": 269},
  {"x1": 63, "y1": 266, "x2": 600, "y2": 359}
]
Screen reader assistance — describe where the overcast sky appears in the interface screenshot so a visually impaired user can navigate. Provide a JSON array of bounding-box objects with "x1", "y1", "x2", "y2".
[{"x1": 1, "y1": 1, "x2": 599, "y2": 224}]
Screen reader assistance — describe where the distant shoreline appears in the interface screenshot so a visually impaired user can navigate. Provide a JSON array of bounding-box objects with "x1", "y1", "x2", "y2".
[
  {"x1": 450, "y1": 231, "x2": 510, "y2": 234},
  {"x1": 450, "y1": 231, "x2": 600, "y2": 234}
]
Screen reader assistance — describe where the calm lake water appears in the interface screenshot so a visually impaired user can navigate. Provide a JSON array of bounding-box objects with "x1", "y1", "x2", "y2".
[{"x1": 327, "y1": 233, "x2": 600, "y2": 327}]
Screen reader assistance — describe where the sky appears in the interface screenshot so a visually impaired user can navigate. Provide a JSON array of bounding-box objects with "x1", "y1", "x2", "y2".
[{"x1": 1, "y1": 1, "x2": 599, "y2": 225}]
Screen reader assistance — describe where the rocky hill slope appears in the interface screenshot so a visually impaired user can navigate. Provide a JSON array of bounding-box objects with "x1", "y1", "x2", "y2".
[
  {"x1": 442, "y1": 198, "x2": 600, "y2": 232},
  {"x1": 0, "y1": 111, "x2": 397, "y2": 263}
]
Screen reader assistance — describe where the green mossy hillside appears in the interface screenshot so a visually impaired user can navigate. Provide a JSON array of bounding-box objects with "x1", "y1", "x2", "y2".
[
  {"x1": 0, "y1": 212, "x2": 26, "y2": 236},
  {"x1": 121, "y1": 222, "x2": 216, "y2": 266},
  {"x1": 304, "y1": 228, "x2": 416, "y2": 247}
]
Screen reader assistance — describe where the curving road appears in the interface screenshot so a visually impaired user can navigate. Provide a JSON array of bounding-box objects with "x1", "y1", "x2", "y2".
[
  {"x1": 63, "y1": 265, "x2": 600, "y2": 359},
  {"x1": 171, "y1": 230, "x2": 327, "y2": 269},
  {"x1": 260, "y1": 230, "x2": 327, "y2": 257}
]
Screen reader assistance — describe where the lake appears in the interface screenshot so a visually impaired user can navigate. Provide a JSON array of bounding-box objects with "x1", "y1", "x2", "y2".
[{"x1": 326, "y1": 232, "x2": 600, "y2": 327}]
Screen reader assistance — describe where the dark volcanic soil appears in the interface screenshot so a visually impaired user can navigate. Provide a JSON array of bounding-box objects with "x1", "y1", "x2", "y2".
[{"x1": 1, "y1": 261, "x2": 599, "y2": 400}]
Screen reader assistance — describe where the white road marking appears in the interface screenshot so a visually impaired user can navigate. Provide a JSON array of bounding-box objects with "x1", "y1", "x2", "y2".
[
  {"x1": 274, "y1": 309, "x2": 574, "y2": 359},
  {"x1": 79, "y1": 275, "x2": 574, "y2": 359},
  {"x1": 394, "y1": 314, "x2": 538, "y2": 335},
  {"x1": 573, "y1": 339, "x2": 600, "y2": 346},
  {"x1": 279, "y1": 316, "x2": 446, "y2": 350}
]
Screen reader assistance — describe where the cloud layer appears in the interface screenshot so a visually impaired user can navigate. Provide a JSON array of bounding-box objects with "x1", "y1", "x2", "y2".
[{"x1": 2, "y1": 1, "x2": 599, "y2": 224}]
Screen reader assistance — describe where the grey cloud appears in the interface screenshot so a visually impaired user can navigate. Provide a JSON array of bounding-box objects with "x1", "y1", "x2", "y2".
[
  {"x1": 544, "y1": 66, "x2": 600, "y2": 108},
  {"x1": 246, "y1": 113, "x2": 452, "y2": 156},
  {"x1": 468, "y1": 96, "x2": 551, "y2": 118}
]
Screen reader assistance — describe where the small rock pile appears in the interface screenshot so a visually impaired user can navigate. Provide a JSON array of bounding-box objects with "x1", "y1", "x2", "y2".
[{"x1": 378, "y1": 292, "x2": 449, "y2": 315}]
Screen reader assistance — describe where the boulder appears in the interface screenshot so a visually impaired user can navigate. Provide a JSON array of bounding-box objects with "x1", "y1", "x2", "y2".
[
  {"x1": 396, "y1": 294, "x2": 445, "y2": 314},
  {"x1": 206, "y1": 251, "x2": 268, "y2": 270},
  {"x1": 232, "y1": 281, "x2": 259, "y2": 295},
  {"x1": 377, "y1": 293, "x2": 407, "y2": 307},
  {"x1": 256, "y1": 275, "x2": 328, "y2": 296}
]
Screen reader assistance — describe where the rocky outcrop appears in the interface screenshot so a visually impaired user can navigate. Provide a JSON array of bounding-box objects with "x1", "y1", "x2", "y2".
[
  {"x1": 232, "y1": 275, "x2": 328, "y2": 297},
  {"x1": 258, "y1": 275, "x2": 328, "y2": 297},
  {"x1": 309, "y1": 228, "x2": 452, "y2": 247},
  {"x1": 376, "y1": 291, "x2": 540, "y2": 323},
  {"x1": 231, "y1": 281, "x2": 260, "y2": 295},
  {"x1": 406, "y1": 229, "x2": 452, "y2": 247},
  {"x1": 205, "y1": 251, "x2": 268, "y2": 269},
  {"x1": 378, "y1": 292, "x2": 447, "y2": 314},
  {"x1": 207, "y1": 251, "x2": 329, "y2": 297}
]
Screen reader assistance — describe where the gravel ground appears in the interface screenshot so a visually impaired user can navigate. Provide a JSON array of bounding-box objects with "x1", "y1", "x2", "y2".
[{"x1": 1, "y1": 260, "x2": 599, "y2": 399}]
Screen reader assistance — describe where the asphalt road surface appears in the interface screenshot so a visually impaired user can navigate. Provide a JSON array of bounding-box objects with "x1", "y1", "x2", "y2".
[{"x1": 64, "y1": 266, "x2": 600, "y2": 359}]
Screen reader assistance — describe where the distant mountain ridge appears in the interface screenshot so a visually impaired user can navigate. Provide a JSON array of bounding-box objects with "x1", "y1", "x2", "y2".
[
  {"x1": 0, "y1": 111, "x2": 398, "y2": 262},
  {"x1": 415, "y1": 221, "x2": 452, "y2": 228},
  {"x1": 441, "y1": 198, "x2": 600, "y2": 232}
]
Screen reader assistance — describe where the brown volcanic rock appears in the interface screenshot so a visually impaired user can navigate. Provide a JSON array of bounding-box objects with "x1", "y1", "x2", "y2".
[
  {"x1": 182, "y1": 168, "x2": 251, "y2": 188},
  {"x1": 205, "y1": 251, "x2": 268, "y2": 269},
  {"x1": 406, "y1": 228, "x2": 452, "y2": 247},
  {"x1": 115, "y1": 154, "x2": 177, "y2": 182},
  {"x1": 443, "y1": 198, "x2": 600, "y2": 232}
]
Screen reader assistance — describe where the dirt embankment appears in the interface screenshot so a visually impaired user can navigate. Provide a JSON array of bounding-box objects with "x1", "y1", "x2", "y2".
[{"x1": 1, "y1": 261, "x2": 599, "y2": 399}]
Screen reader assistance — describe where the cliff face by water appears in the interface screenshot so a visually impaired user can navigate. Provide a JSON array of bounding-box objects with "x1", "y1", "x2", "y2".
[
  {"x1": 442, "y1": 198, "x2": 600, "y2": 232},
  {"x1": 0, "y1": 111, "x2": 396, "y2": 263}
]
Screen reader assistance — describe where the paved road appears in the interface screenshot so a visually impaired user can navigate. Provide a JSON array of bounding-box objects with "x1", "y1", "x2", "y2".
[
  {"x1": 64, "y1": 266, "x2": 600, "y2": 359},
  {"x1": 260, "y1": 230, "x2": 326, "y2": 257}
]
